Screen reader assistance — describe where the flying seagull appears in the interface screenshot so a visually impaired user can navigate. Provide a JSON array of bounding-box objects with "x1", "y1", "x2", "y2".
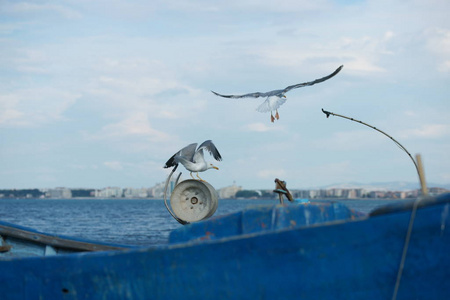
[
  {"x1": 164, "y1": 140, "x2": 222, "y2": 182},
  {"x1": 211, "y1": 65, "x2": 343, "y2": 122}
]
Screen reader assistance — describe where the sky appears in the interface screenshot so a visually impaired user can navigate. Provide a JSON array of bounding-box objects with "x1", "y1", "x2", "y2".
[{"x1": 1, "y1": 0, "x2": 449, "y2": 191}]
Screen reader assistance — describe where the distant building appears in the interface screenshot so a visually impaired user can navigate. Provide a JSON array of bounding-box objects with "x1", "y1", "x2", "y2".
[
  {"x1": 218, "y1": 182, "x2": 242, "y2": 199},
  {"x1": 429, "y1": 187, "x2": 450, "y2": 196},
  {"x1": 47, "y1": 188, "x2": 72, "y2": 198},
  {"x1": 94, "y1": 187, "x2": 123, "y2": 198},
  {"x1": 123, "y1": 188, "x2": 149, "y2": 198},
  {"x1": 150, "y1": 176, "x2": 180, "y2": 199}
]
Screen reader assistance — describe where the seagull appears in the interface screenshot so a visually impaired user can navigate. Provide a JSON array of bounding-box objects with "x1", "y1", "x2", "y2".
[
  {"x1": 164, "y1": 140, "x2": 222, "y2": 181},
  {"x1": 211, "y1": 65, "x2": 343, "y2": 122}
]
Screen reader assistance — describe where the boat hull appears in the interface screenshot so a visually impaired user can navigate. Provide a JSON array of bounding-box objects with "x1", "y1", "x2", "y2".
[{"x1": 1, "y1": 194, "x2": 449, "y2": 300}]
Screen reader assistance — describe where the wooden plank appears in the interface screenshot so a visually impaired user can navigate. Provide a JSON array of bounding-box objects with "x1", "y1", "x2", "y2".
[{"x1": 0, "y1": 225, "x2": 126, "y2": 252}]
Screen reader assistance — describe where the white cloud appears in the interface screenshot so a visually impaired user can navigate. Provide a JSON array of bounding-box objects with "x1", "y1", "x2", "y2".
[
  {"x1": 250, "y1": 33, "x2": 390, "y2": 74},
  {"x1": 298, "y1": 160, "x2": 356, "y2": 187},
  {"x1": 0, "y1": 22, "x2": 27, "y2": 34},
  {"x1": 164, "y1": 0, "x2": 331, "y2": 13},
  {"x1": 84, "y1": 57, "x2": 207, "y2": 121},
  {"x1": 403, "y1": 110, "x2": 417, "y2": 117},
  {"x1": 0, "y1": 88, "x2": 79, "y2": 127},
  {"x1": 103, "y1": 161, "x2": 123, "y2": 171},
  {"x1": 425, "y1": 28, "x2": 450, "y2": 72},
  {"x1": 3, "y1": 2, "x2": 82, "y2": 19},
  {"x1": 244, "y1": 122, "x2": 278, "y2": 132},
  {"x1": 401, "y1": 124, "x2": 450, "y2": 139},
  {"x1": 313, "y1": 130, "x2": 385, "y2": 151},
  {"x1": 95, "y1": 112, "x2": 171, "y2": 142}
]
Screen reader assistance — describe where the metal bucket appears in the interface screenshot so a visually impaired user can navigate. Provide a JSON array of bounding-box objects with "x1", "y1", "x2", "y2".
[{"x1": 170, "y1": 179, "x2": 219, "y2": 223}]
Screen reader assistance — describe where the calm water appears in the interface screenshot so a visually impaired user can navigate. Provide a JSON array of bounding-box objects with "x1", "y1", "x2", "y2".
[{"x1": 0, "y1": 198, "x2": 402, "y2": 246}]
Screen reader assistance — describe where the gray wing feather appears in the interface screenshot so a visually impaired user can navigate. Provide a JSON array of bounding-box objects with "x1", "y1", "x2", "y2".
[
  {"x1": 164, "y1": 143, "x2": 198, "y2": 168},
  {"x1": 211, "y1": 90, "x2": 269, "y2": 99},
  {"x1": 179, "y1": 143, "x2": 198, "y2": 161},
  {"x1": 283, "y1": 65, "x2": 343, "y2": 93},
  {"x1": 197, "y1": 140, "x2": 222, "y2": 161},
  {"x1": 211, "y1": 65, "x2": 342, "y2": 99}
]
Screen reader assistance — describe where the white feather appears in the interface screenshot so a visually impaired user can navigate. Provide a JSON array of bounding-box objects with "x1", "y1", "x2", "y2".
[{"x1": 256, "y1": 96, "x2": 287, "y2": 113}]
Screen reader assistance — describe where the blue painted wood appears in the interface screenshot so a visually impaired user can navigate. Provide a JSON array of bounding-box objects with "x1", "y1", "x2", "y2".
[
  {"x1": 0, "y1": 220, "x2": 134, "y2": 258},
  {"x1": 169, "y1": 201, "x2": 364, "y2": 243},
  {"x1": 294, "y1": 198, "x2": 310, "y2": 203},
  {"x1": 0, "y1": 193, "x2": 449, "y2": 300}
]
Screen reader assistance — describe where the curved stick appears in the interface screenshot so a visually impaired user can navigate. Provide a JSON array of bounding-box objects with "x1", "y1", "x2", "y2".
[
  {"x1": 321, "y1": 108, "x2": 420, "y2": 180},
  {"x1": 163, "y1": 165, "x2": 189, "y2": 225}
]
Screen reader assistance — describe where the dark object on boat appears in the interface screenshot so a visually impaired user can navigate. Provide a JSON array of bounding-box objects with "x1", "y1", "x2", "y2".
[
  {"x1": 1, "y1": 193, "x2": 449, "y2": 300},
  {"x1": 273, "y1": 178, "x2": 294, "y2": 203}
]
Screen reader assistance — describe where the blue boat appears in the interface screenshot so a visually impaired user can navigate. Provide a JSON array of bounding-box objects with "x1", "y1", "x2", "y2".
[
  {"x1": 1, "y1": 192, "x2": 449, "y2": 300},
  {"x1": 294, "y1": 198, "x2": 310, "y2": 204}
]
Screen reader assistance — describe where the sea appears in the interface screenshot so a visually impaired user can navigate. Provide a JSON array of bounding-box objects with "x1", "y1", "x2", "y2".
[{"x1": 0, "y1": 198, "x2": 402, "y2": 247}]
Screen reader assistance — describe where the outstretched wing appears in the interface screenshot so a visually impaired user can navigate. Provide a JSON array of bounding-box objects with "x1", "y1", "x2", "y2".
[
  {"x1": 211, "y1": 90, "x2": 271, "y2": 99},
  {"x1": 164, "y1": 143, "x2": 198, "y2": 168},
  {"x1": 283, "y1": 65, "x2": 343, "y2": 93},
  {"x1": 197, "y1": 140, "x2": 222, "y2": 162}
]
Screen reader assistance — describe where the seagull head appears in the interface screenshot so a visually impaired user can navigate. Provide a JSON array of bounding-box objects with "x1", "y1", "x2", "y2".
[{"x1": 208, "y1": 163, "x2": 219, "y2": 170}]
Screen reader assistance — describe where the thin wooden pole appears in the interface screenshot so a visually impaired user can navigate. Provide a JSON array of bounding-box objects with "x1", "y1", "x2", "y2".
[
  {"x1": 322, "y1": 108, "x2": 420, "y2": 182},
  {"x1": 415, "y1": 154, "x2": 428, "y2": 196}
]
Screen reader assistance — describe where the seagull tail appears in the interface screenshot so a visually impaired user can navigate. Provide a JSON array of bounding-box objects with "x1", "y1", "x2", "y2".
[
  {"x1": 256, "y1": 100, "x2": 271, "y2": 113},
  {"x1": 256, "y1": 97, "x2": 287, "y2": 113}
]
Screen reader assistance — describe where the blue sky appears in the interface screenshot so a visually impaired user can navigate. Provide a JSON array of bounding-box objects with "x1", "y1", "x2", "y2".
[{"x1": 1, "y1": 0, "x2": 449, "y2": 190}]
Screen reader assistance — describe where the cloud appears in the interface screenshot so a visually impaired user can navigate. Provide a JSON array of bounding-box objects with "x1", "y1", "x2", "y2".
[
  {"x1": 299, "y1": 160, "x2": 356, "y2": 187},
  {"x1": 94, "y1": 112, "x2": 171, "y2": 142},
  {"x1": 313, "y1": 130, "x2": 385, "y2": 151},
  {"x1": 0, "y1": 88, "x2": 79, "y2": 127},
  {"x1": 103, "y1": 161, "x2": 123, "y2": 171},
  {"x1": 425, "y1": 28, "x2": 450, "y2": 72},
  {"x1": 401, "y1": 124, "x2": 450, "y2": 139},
  {"x1": 84, "y1": 57, "x2": 207, "y2": 120},
  {"x1": 244, "y1": 122, "x2": 279, "y2": 132},
  {"x1": 249, "y1": 32, "x2": 391, "y2": 74},
  {"x1": 1, "y1": 0, "x2": 449, "y2": 190},
  {"x1": 162, "y1": 0, "x2": 331, "y2": 13},
  {"x1": 2, "y1": 2, "x2": 82, "y2": 19},
  {"x1": 0, "y1": 22, "x2": 27, "y2": 34}
]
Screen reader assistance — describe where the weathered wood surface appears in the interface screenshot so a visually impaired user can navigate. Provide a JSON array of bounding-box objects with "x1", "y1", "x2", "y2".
[
  {"x1": 0, "y1": 193, "x2": 449, "y2": 300},
  {"x1": 0, "y1": 221, "x2": 130, "y2": 258}
]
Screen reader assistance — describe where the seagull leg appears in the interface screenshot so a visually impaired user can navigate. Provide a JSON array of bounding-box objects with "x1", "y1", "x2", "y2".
[
  {"x1": 271, "y1": 113, "x2": 275, "y2": 123},
  {"x1": 275, "y1": 110, "x2": 280, "y2": 120},
  {"x1": 196, "y1": 173, "x2": 205, "y2": 182},
  {"x1": 190, "y1": 172, "x2": 196, "y2": 179}
]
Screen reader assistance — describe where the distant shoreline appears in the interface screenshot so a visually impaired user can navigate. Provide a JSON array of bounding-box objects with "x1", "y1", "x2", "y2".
[{"x1": 0, "y1": 197, "x2": 411, "y2": 201}]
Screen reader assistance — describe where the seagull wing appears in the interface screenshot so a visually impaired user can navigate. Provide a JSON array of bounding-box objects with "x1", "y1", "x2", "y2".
[
  {"x1": 283, "y1": 65, "x2": 343, "y2": 94},
  {"x1": 179, "y1": 143, "x2": 198, "y2": 161},
  {"x1": 211, "y1": 90, "x2": 270, "y2": 99},
  {"x1": 164, "y1": 143, "x2": 198, "y2": 168},
  {"x1": 196, "y1": 140, "x2": 222, "y2": 162}
]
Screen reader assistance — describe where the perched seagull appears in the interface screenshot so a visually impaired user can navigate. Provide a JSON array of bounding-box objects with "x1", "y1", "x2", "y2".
[
  {"x1": 211, "y1": 65, "x2": 343, "y2": 122},
  {"x1": 164, "y1": 140, "x2": 222, "y2": 181}
]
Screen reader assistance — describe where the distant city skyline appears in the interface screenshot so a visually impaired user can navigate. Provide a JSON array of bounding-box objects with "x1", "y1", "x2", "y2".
[
  {"x1": 2, "y1": 179, "x2": 450, "y2": 192},
  {"x1": 1, "y1": 182, "x2": 448, "y2": 200},
  {"x1": 1, "y1": 1, "x2": 449, "y2": 190}
]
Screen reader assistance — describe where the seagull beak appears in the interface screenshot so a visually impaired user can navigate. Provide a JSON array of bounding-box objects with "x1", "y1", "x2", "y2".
[
  {"x1": 283, "y1": 95, "x2": 287, "y2": 98},
  {"x1": 213, "y1": 166, "x2": 219, "y2": 170}
]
